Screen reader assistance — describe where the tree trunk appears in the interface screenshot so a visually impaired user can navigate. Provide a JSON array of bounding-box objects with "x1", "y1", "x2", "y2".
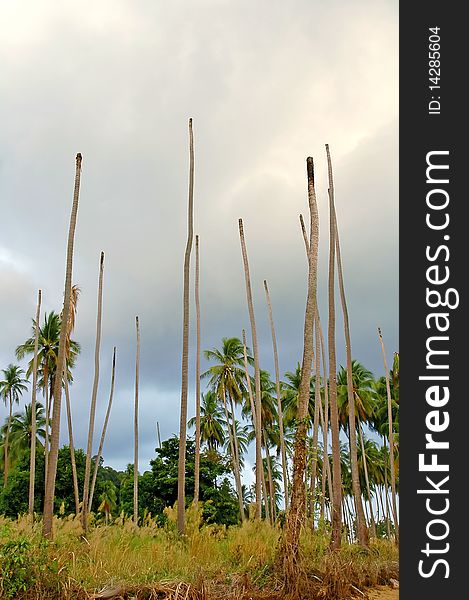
[
  {"x1": 331, "y1": 188, "x2": 368, "y2": 546},
  {"x1": 309, "y1": 319, "x2": 321, "y2": 529},
  {"x1": 282, "y1": 157, "x2": 319, "y2": 579},
  {"x1": 325, "y1": 145, "x2": 343, "y2": 549},
  {"x1": 64, "y1": 379, "x2": 80, "y2": 515},
  {"x1": 193, "y1": 235, "x2": 201, "y2": 507},
  {"x1": 378, "y1": 327, "x2": 399, "y2": 544},
  {"x1": 263, "y1": 280, "x2": 289, "y2": 511},
  {"x1": 263, "y1": 429, "x2": 275, "y2": 523},
  {"x1": 82, "y1": 251, "x2": 105, "y2": 532},
  {"x1": 43, "y1": 368, "x2": 50, "y2": 489},
  {"x1": 359, "y1": 424, "x2": 376, "y2": 537},
  {"x1": 89, "y1": 347, "x2": 117, "y2": 512},
  {"x1": 177, "y1": 118, "x2": 194, "y2": 534},
  {"x1": 238, "y1": 218, "x2": 263, "y2": 520},
  {"x1": 134, "y1": 317, "x2": 140, "y2": 526},
  {"x1": 28, "y1": 289, "x2": 42, "y2": 518},
  {"x1": 43, "y1": 153, "x2": 82, "y2": 539}
]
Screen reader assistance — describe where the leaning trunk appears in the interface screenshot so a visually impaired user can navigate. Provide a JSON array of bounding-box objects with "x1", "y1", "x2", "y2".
[
  {"x1": 238, "y1": 218, "x2": 263, "y2": 520},
  {"x1": 177, "y1": 118, "x2": 195, "y2": 534},
  {"x1": 28, "y1": 289, "x2": 42, "y2": 517},
  {"x1": 263, "y1": 280, "x2": 289, "y2": 511},
  {"x1": 82, "y1": 251, "x2": 105, "y2": 532},
  {"x1": 43, "y1": 153, "x2": 82, "y2": 539}
]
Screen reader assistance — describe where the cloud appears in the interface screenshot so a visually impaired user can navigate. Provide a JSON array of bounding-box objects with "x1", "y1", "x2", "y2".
[{"x1": 0, "y1": 0, "x2": 397, "y2": 472}]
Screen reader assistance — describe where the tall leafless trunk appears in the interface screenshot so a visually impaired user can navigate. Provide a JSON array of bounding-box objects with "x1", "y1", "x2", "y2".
[
  {"x1": 134, "y1": 317, "x2": 140, "y2": 526},
  {"x1": 325, "y1": 145, "x2": 342, "y2": 549},
  {"x1": 330, "y1": 163, "x2": 368, "y2": 546},
  {"x1": 177, "y1": 118, "x2": 194, "y2": 534},
  {"x1": 89, "y1": 347, "x2": 117, "y2": 512},
  {"x1": 28, "y1": 289, "x2": 42, "y2": 518},
  {"x1": 193, "y1": 235, "x2": 201, "y2": 506},
  {"x1": 378, "y1": 327, "x2": 399, "y2": 544},
  {"x1": 359, "y1": 424, "x2": 376, "y2": 537},
  {"x1": 238, "y1": 218, "x2": 262, "y2": 520},
  {"x1": 309, "y1": 318, "x2": 321, "y2": 528},
  {"x1": 43, "y1": 153, "x2": 82, "y2": 539},
  {"x1": 43, "y1": 369, "x2": 50, "y2": 489},
  {"x1": 282, "y1": 157, "x2": 319, "y2": 578},
  {"x1": 64, "y1": 381, "x2": 80, "y2": 515},
  {"x1": 82, "y1": 251, "x2": 105, "y2": 532},
  {"x1": 263, "y1": 280, "x2": 289, "y2": 511}
]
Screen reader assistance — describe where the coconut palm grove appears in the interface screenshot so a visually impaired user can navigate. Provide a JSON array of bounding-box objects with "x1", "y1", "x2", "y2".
[{"x1": 0, "y1": 137, "x2": 399, "y2": 599}]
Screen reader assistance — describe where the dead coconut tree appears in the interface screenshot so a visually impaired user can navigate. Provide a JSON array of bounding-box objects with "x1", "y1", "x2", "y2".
[
  {"x1": 193, "y1": 235, "x2": 201, "y2": 507},
  {"x1": 378, "y1": 327, "x2": 399, "y2": 544},
  {"x1": 89, "y1": 347, "x2": 117, "y2": 512},
  {"x1": 82, "y1": 251, "x2": 105, "y2": 532},
  {"x1": 28, "y1": 289, "x2": 42, "y2": 520},
  {"x1": 263, "y1": 279, "x2": 289, "y2": 511},
  {"x1": 325, "y1": 145, "x2": 343, "y2": 550},
  {"x1": 281, "y1": 156, "x2": 319, "y2": 583},
  {"x1": 328, "y1": 146, "x2": 369, "y2": 547},
  {"x1": 238, "y1": 218, "x2": 263, "y2": 520},
  {"x1": 43, "y1": 153, "x2": 82, "y2": 539},
  {"x1": 177, "y1": 118, "x2": 194, "y2": 534},
  {"x1": 134, "y1": 317, "x2": 140, "y2": 526}
]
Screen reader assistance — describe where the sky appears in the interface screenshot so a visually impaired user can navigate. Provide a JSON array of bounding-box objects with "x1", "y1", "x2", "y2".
[{"x1": 0, "y1": 0, "x2": 398, "y2": 477}]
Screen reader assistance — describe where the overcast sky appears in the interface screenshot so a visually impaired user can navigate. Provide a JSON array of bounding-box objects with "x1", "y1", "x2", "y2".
[{"x1": 0, "y1": 0, "x2": 398, "y2": 476}]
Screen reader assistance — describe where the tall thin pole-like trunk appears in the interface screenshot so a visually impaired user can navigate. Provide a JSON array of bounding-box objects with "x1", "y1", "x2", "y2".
[
  {"x1": 325, "y1": 145, "x2": 343, "y2": 549},
  {"x1": 43, "y1": 153, "x2": 82, "y2": 539},
  {"x1": 310, "y1": 318, "x2": 321, "y2": 528},
  {"x1": 177, "y1": 118, "x2": 194, "y2": 534},
  {"x1": 263, "y1": 429, "x2": 275, "y2": 522},
  {"x1": 359, "y1": 424, "x2": 376, "y2": 537},
  {"x1": 89, "y1": 347, "x2": 117, "y2": 512},
  {"x1": 330, "y1": 162, "x2": 368, "y2": 546},
  {"x1": 282, "y1": 157, "x2": 319, "y2": 578},
  {"x1": 43, "y1": 370, "x2": 50, "y2": 489},
  {"x1": 157, "y1": 422, "x2": 162, "y2": 449},
  {"x1": 238, "y1": 218, "x2": 263, "y2": 520},
  {"x1": 263, "y1": 280, "x2": 289, "y2": 511},
  {"x1": 378, "y1": 328, "x2": 399, "y2": 543},
  {"x1": 64, "y1": 381, "x2": 80, "y2": 515},
  {"x1": 193, "y1": 235, "x2": 201, "y2": 507},
  {"x1": 82, "y1": 251, "x2": 105, "y2": 532},
  {"x1": 134, "y1": 317, "x2": 140, "y2": 526},
  {"x1": 28, "y1": 289, "x2": 42, "y2": 518}
]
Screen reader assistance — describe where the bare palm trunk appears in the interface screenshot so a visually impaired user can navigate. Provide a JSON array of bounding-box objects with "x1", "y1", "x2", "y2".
[
  {"x1": 64, "y1": 380, "x2": 80, "y2": 515},
  {"x1": 82, "y1": 251, "x2": 105, "y2": 532},
  {"x1": 378, "y1": 327, "x2": 399, "y2": 544},
  {"x1": 238, "y1": 218, "x2": 263, "y2": 520},
  {"x1": 325, "y1": 145, "x2": 342, "y2": 549},
  {"x1": 309, "y1": 319, "x2": 321, "y2": 528},
  {"x1": 43, "y1": 370, "x2": 50, "y2": 489},
  {"x1": 263, "y1": 429, "x2": 275, "y2": 522},
  {"x1": 177, "y1": 118, "x2": 194, "y2": 534},
  {"x1": 134, "y1": 317, "x2": 140, "y2": 526},
  {"x1": 263, "y1": 280, "x2": 289, "y2": 511},
  {"x1": 193, "y1": 235, "x2": 201, "y2": 506},
  {"x1": 89, "y1": 347, "x2": 117, "y2": 512},
  {"x1": 359, "y1": 424, "x2": 376, "y2": 537},
  {"x1": 331, "y1": 173, "x2": 368, "y2": 546},
  {"x1": 28, "y1": 289, "x2": 42, "y2": 518},
  {"x1": 282, "y1": 157, "x2": 319, "y2": 579},
  {"x1": 43, "y1": 153, "x2": 82, "y2": 539}
]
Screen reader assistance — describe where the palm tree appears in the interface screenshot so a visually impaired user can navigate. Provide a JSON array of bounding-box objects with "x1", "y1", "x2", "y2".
[
  {"x1": 98, "y1": 480, "x2": 117, "y2": 525},
  {"x1": 82, "y1": 252, "x2": 105, "y2": 532},
  {"x1": 1, "y1": 402, "x2": 46, "y2": 463},
  {"x1": 43, "y1": 151, "x2": 82, "y2": 539},
  {"x1": 188, "y1": 391, "x2": 225, "y2": 452},
  {"x1": 281, "y1": 364, "x2": 315, "y2": 427},
  {"x1": 203, "y1": 336, "x2": 249, "y2": 520},
  {"x1": 1, "y1": 365, "x2": 29, "y2": 485},
  {"x1": 177, "y1": 118, "x2": 195, "y2": 534}
]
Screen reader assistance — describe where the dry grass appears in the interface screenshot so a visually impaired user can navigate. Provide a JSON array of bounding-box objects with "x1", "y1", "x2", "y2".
[{"x1": 0, "y1": 514, "x2": 398, "y2": 600}]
